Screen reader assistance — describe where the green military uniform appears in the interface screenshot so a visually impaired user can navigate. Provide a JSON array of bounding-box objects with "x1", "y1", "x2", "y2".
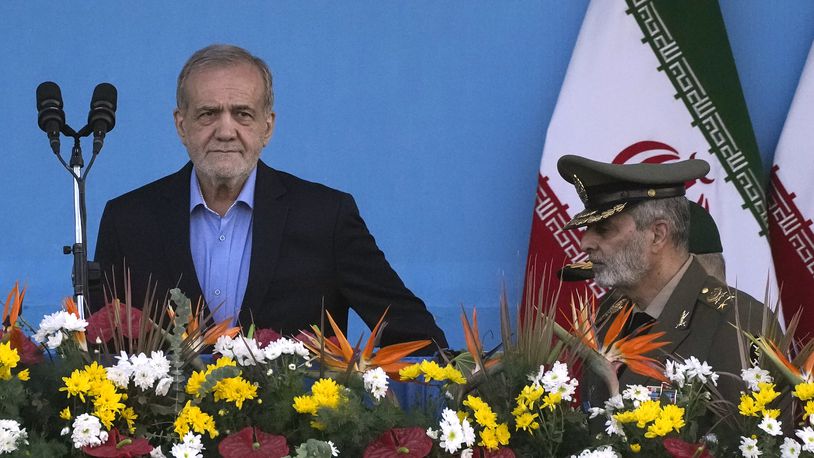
[{"x1": 582, "y1": 258, "x2": 766, "y2": 411}]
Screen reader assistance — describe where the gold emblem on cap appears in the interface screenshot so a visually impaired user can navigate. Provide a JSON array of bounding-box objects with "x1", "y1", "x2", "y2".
[
  {"x1": 574, "y1": 175, "x2": 589, "y2": 204},
  {"x1": 647, "y1": 189, "x2": 656, "y2": 198}
]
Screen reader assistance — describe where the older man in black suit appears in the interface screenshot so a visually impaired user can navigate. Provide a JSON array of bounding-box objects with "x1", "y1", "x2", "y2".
[{"x1": 93, "y1": 44, "x2": 447, "y2": 349}]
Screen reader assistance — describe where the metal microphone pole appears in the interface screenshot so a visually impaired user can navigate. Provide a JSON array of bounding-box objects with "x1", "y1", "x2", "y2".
[{"x1": 67, "y1": 136, "x2": 89, "y2": 319}]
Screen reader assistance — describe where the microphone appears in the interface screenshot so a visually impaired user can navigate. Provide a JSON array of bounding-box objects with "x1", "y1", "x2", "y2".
[
  {"x1": 36, "y1": 82, "x2": 66, "y2": 155},
  {"x1": 87, "y1": 83, "x2": 117, "y2": 154}
]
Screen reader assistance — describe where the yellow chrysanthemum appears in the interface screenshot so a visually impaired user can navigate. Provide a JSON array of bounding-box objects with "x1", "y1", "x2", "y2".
[
  {"x1": 398, "y1": 364, "x2": 422, "y2": 380},
  {"x1": 59, "y1": 407, "x2": 72, "y2": 421},
  {"x1": 174, "y1": 401, "x2": 218, "y2": 439},
  {"x1": 804, "y1": 401, "x2": 814, "y2": 423},
  {"x1": 293, "y1": 395, "x2": 319, "y2": 415},
  {"x1": 764, "y1": 409, "x2": 781, "y2": 419},
  {"x1": 186, "y1": 370, "x2": 207, "y2": 396},
  {"x1": 443, "y1": 364, "x2": 467, "y2": 384},
  {"x1": 311, "y1": 378, "x2": 341, "y2": 409},
  {"x1": 84, "y1": 361, "x2": 108, "y2": 383},
  {"x1": 479, "y1": 426, "x2": 500, "y2": 451},
  {"x1": 464, "y1": 396, "x2": 497, "y2": 428},
  {"x1": 630, "y1": 443, "x2": 642, "y2": 453},
  {"x1": 213, "y1": 376, "x2": 258, "y2": 409},
  {"x1": 516, "y1": 385, "x2": 545, "y2": 410},
  {"x1": 794, "y1": 383, "x2": 814, "y2": 402},
  {"x1": 644, "y1": 417, "x2": 675, "y2": 438},
  {"x1": 514, "y1": 412, "x2": 539, "y2": 432},
  {"x1": 634, "y1": 401, "x2": 662, "y2": 428},
  {"x1": 16, "y1": 369, "x2": 29, "y2": 381},
  {"x1": 121, "y1": 407, "x2": 138, "y2": 434},
  {"x1": 614, "y1": 410, "x2": 637, "y2": 424},
  {"x1": 0, "y1": 342, "x2": 20, "y2": 370},
  {"x1": 542, "y1": 392, "x2": 562, "y2": 410},
  {"x1": 739, "y1": 394, "x2": 761, "y2": 417},
  {"x1": 754, "y1": 383, "x2": 780, "y2": 407},
  {"x1": 60, "y1": 369, "x2": 92, "y2": 402},
  {"x1": 495, "y1": 423, "x2": 510, "y2": 446},
  {"x1": 419, "y1": 360, "x2": 446, "y2": 382}
]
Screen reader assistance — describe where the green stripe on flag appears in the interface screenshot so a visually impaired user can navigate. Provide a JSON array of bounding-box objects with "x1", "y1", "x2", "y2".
[{"x1": 626, "y1": 0, "x2": 768, "y2": 234}]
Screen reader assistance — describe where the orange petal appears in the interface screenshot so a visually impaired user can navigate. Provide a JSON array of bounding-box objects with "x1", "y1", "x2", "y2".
[
  {"x1": 369, "y1": 340, "x2": 431, "y2": 367},
  {"x1": 461, "y1": 307, "x2": 484, "y2": 370},
  {"x1": 202, "y1": 320, "x2": 240, "y2": 345},
  {"x1": 626, "y1": 359, "x2": 667, "y2": 382},
  {"x1": 603, "y1": 305, "x2": 633, "y2": 349},
  {"x1": 362, "y1": 307, "x2": 390, "y2": 361},
  {"x1": 325, "y1": 311, "x2": 354, "y2": 362}
]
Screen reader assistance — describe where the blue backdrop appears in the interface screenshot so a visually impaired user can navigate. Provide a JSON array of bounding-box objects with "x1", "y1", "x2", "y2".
[{"x1": 1, "y1": 2, "x2": 812, "y2": 349}]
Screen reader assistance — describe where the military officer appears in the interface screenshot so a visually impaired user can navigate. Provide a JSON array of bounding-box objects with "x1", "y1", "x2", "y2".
[{"x1": 555, "y1": 155, "x2": 773, "y2": 415}]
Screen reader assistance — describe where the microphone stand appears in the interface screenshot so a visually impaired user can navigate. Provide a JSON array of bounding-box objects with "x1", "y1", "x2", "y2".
[{"x1": 54, "y1": 125, "x2": 101, "y2": 320}]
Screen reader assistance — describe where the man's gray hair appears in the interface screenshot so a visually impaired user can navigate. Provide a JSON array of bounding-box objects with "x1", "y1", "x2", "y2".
[
  {"x1": 628, "y1": 197, "x2": 690, "y2": 251},
  {"x1": 176, "y1": 44, "x2": 274, "y2": 113}
]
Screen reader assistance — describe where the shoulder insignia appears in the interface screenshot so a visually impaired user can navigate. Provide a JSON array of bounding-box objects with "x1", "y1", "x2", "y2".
[{"x1": 704, "y1": 286, "x2": 735, "y2": 311}]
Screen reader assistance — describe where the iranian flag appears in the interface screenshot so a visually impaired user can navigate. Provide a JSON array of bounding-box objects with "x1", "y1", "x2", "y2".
[
  {"x1": 526, "y1": 0, "x2": 776, "y2": 314},
  {"x1": 768, "y1": 42, "x2": 814, "y2": 339}
]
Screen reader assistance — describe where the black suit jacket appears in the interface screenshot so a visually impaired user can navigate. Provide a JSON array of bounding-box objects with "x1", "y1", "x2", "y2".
[{"x1": 93, "y1": 160, "x2": 448, "y2": 349}]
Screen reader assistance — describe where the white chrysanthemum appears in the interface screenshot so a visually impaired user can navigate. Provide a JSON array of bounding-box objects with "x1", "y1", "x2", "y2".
[
  {"x1": 683, "y1": 357, "x2": 719, "y2": 386},
  {"x1": 328, "y1": 440, "x2": 339, "y2": 456},
  {"x1": 553, "y1": 377, "x2": 579, "y2": 401},
  {"x1": 71, "y1": 414, "x2": 108, "y2": 449},
  {"x1": 540, "y1": 361, "x2": 571, "y2": 393},
  {"x1": 588, "y1": 407, "x2": 604, "y2": 419},
  {"x1": 131, "y1": 353, "x2": 157, "y2": 391},
  {"x1": 426, "y1": 428, "x2": 439, "y2": 439},
  {"x1": 363, "y1": 367, "x2": 389, "y2": 401},
  {"x1": 218, "y1": 336, "x2": 266, "y2": 366},
  {"x1": 149, "y1": 351, "x2": 171, "y2": 379},
  {"x1": 780, "y1": 437, "x2": 801, "y2": 458},
  {"x1": 45, "y1": 333, "x2": 64, "y2": 350},
  {"x1": 155, "y1": 377, "x2": 173, "y2": 396},
  {"x1": 62, "y1": 313, "x2": 88, "y2": 332},
  {"x1": 571, "y1": 446, "x2": 620, "y2": 458},
  {"x1": 739, "y1": 436, "x2": 762, "y2": 457},
  {"x1": 0, "y1": 419, "x2": 27, "y2": 453},
  {"x1": 604, "y1": 417, "x2": 624, "y2": 437},
  {"x1": 150, "y1": 445, "x2": 167, "y2": 458},
  {"x1": 664, "y1": 360, "x2": 686, "y2": 388},
  {"x1": 439, "y1": 419, "x2": 464, "y2": 453},
  {"x1": 622, "y1": 385, "x2": 650, "y2": 405},
  {"x1": 604, "y1": 395, "x2": 624, "y2": 412},
  {"x1": 741, "y1": 366, "x2": 773, "y2": 392},
  {"x1": 34, "y1": 311, "x2": 67, "y2": 338},
  {"x1": 796, "y1": 426, "x2": 814, "y2": 452},
  {"x1": 460, "y1": 448, "x2": 473, "y2": 458},
  {"x1": 170, "y1": 432, "x2": 204, "y2": 458},
  {"x1": 758, "y1": 416, "x2": 783, "y2": 436}
]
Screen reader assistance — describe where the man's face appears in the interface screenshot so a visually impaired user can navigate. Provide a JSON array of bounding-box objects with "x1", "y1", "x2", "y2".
[
  {"x1": 579, "y1": 212, "x2": 650, "y2": 289},
  {"x1": 174, "y1": 63, "x2": 275, "y2": 186}
]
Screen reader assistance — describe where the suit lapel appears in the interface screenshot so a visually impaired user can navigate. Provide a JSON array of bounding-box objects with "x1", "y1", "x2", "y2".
[
  {"x1": 157, "y1": 162, "x2": 203, "y2": 300},
  {"x1": 242, "y1": 161, "x2": 289, "y2": 313}
]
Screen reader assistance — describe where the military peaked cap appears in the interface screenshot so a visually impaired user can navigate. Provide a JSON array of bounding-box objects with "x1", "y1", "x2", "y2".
[{"x1": 557, "y1": 154, "x2": 710, "y2": 229}]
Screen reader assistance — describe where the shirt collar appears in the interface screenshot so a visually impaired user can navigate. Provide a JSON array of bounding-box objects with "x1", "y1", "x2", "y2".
[
  {"x1": 190, "y1": 166, "x2": 257, "y2": 214},
  {"x1": 637, "y1": 254, "x2": 694, "y2": 319}
]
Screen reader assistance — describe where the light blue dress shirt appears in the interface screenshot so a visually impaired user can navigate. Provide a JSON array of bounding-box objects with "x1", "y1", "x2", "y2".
[{"x1": 189, "y1": 167, "x2": 255, "y2": 326}]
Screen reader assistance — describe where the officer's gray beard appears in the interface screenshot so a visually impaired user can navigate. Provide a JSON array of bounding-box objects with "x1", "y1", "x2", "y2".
[{"x1": 591, "y1": 230, "x2": 650, "y2": 289}]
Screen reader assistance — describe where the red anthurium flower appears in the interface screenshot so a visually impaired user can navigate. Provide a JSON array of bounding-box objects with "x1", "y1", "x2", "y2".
[
  {"x1": 663, "y1": 438, "x2": 714, "y2": 458},
  {"x1": 363, "y1": 427, "x2": 433, "y2": 458},
  {"x1": 218, "y1": 427, "x2": 289, "y2": 458},
  {"x1": 82, "y1": 428, "x2": 152, "y2": 457},
  {"x1": 470, "y1": 447, "x2": 516, "y2": 457},
  {"x1": 86, "y1": 300, "x2": 143, "y2": 343},
  {"x1": 254, "y1": 328, "x2": 283, "y2": 347}
]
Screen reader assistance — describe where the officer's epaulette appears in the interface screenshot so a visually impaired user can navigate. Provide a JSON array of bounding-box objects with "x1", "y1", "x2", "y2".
[{"x1": 698, "y1": 278, "x2": 736, "y2": 313}]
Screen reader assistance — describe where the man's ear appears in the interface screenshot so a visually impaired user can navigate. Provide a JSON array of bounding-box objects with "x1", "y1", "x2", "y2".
[
  {"x1": 174, "y1": 108, "x2": 187, "y2": 145},
  {"x1": 650, "y1": 219, "x2": 670, "y2": 252}
]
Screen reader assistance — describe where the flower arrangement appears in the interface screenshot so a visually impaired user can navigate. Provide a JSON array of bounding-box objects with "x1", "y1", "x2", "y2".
[{"x1": 1, "y1": 279, "x2": 814, "y2": 457}]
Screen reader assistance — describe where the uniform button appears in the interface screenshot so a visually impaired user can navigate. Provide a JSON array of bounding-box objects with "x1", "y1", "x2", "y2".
[
  {"x1": 701, "y1": 287, "x2": 709, "y2": 294},
  {"x1": 214, "y1": 289, "x2": 221, "y2": 296},
  {"x1": 219, "y1": 234, "x2": 226, "y2": 241}
]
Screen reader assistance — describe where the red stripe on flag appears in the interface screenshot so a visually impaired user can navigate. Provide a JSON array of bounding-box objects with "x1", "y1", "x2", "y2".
[
  {"x1": 523, "y1": 173, "x2": 606, "y2": 325},
  {"x1": 768, "y1": 165, "x2": 814, "y2": 339}
]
